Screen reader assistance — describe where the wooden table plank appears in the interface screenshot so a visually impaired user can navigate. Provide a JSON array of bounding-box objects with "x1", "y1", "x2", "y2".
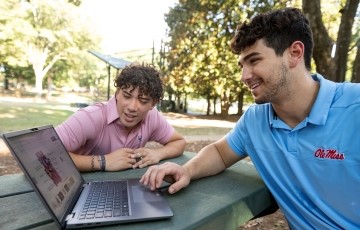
[
  {"x1": 0, "y1": 192, "x2": 51, "y2": 229},
  {"x1": 0, "y1": 173, "x2": 32, "y2": 198}
]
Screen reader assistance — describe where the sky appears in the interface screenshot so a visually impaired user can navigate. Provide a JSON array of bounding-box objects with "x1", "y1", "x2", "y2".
[{"x1": 80, "y1": 0, "x2": 178, "y2": 55}]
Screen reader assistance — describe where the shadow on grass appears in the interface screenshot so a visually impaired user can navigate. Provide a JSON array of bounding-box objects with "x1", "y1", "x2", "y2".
[
  {"x1": 0, "y1": 99, "x2": 236, "y2": 137},
  {"x1": 174, "y1": 126, "x2": 232, "y2": 136},
  {"x1": 0, "y1": 102, "x2": 75, "y2": 133}
]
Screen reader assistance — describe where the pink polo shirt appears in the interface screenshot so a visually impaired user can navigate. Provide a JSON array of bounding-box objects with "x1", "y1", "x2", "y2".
[{"x1": 55, "y1": 96, "x2": 175, "y2": 156}]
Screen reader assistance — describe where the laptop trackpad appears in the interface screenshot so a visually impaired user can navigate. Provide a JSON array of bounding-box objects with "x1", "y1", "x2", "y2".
[{"x1": 132, "y1": 186, "x2": 162, "y2": 203}]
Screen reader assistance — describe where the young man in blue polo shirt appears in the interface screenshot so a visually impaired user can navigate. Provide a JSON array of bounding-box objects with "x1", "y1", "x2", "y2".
[{"x1": 140, "y1": 8, "x2": 360, "y2": 229}]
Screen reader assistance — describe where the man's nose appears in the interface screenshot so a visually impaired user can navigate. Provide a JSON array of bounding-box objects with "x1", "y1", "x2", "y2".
[
  {"x1": 128, "y1": 98, "x2": 139, "y2": 110},
  {"x1": 240, "y1": 66, "x2": 252, "y2": 82}
]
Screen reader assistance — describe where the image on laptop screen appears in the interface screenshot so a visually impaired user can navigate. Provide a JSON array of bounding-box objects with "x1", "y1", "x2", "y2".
[{"x1": 5, "y1": 127, "x2": 83, "y2": 222}]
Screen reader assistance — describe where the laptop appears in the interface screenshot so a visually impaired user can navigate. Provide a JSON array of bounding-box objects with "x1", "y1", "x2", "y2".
[{"x1": 2, "y1": 125, "x2": 173, "y2": 229}]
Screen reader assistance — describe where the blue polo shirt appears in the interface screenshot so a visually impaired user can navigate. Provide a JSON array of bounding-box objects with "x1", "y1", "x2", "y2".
[{"x1": 226, "y1": 74, "x2": 360, "y2": 229}]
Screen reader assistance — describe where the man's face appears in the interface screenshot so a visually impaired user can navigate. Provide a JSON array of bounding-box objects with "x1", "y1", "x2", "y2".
[
  {"x1": 238, "y1": 39, "x2": 291, "y2": 104},
  {"x1": 116, "y1": 87, "x2": 156, "y2": 131}
]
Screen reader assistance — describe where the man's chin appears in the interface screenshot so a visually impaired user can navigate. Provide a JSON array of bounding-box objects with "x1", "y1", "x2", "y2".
[
  {"x1": 120, "y1": 117, "x2": 137, "y2": 129},
  {"x1": 122, "y1": 123, "x2": 137, "y2": 132},
  {"x1": 254, "y1": 97, "x2": 267, "y2": 104}
]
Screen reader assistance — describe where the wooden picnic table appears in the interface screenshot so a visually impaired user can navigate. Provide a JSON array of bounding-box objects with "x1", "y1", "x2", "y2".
[{"x1": 0, "y1": 152, "x2": 276, "y2": 229}]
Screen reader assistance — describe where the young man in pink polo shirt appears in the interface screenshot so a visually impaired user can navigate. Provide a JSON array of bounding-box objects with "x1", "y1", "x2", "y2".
[{"x1": 55, "y1": 63, "x2": 186, "y2": 172}]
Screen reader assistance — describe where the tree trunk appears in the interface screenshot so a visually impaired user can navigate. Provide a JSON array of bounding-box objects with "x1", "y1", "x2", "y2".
[
  {"x1": 302, "y1": 0, "x2": 336, "y2": 80},
  {"x1": 237, "y1": 90, "x2": 244, "y2": 116},
  {"x1": 213, "y1": 97, "x2": 217, "y2": 115},
  {"x1": 206, "y1": 94, "x2": 211, "y2": 116},
  {"x1": 184, "y1": 93, "x2": 188, "y2": 113},
  {"x1": 220, "y1": 92, "x2": 230, "y2": 119},
  {"x1": 34, "y1": 68, "x2": 45, "y2": 99},
  {"x1": 352, "y1": 42, "x2": 360, "y2": 83},
  {"x1": 28, "y1": 45, "x2": 61, "y2": 99},
  {"x1": 334, "y1": 0, "x2": 360, "y2": 82},
  {"x1": 46, "y1": 76, "x2": 53, "y2": 100},
  {"x1": 303, "y1": 0, "x2": 360, "y2": 82}
]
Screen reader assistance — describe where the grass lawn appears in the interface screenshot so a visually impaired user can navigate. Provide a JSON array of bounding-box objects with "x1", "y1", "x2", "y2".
[
  {"x1": 0, "y1": 99, "x2": 233, "y2": 136},
  {"x1": 0, "y1": 101, "x2": 76, "y2": 133}
]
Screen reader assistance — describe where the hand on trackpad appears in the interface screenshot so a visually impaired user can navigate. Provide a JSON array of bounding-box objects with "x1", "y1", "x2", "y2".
[{"x1": 132, "y1": 185, "x2": 162, "y2": 203}]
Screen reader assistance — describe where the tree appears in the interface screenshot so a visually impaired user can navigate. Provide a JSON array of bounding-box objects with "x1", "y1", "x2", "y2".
[
  {"x1": 164, "y1": 0, "x2": 289, "y2": 117},
  {"x1": 351, "y1": 12, "x2": 360, "y2": 82},
  {"x1": 162, "y1": 0, "x2": 359, "y2": 118},
  {"x1": 0, "y1": 0, "x2": 29, "y2": 68},
  {"x1": 303, "y1": 0, "x2": 360, "y2": 82},
  {"x1": 0, "y1": 0, "x2": 100, "y2": 98},
  {"x1": 164, "y1": 0, "x2": 245, "y2": 117},
  {"x1": 352, "y1": 40, "x2": 360, "y2": 82}
]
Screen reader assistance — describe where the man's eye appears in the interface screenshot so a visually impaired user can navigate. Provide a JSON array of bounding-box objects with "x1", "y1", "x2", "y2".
[{"x1": 250, "y1": 58, "x2": 259, "y2": 64}]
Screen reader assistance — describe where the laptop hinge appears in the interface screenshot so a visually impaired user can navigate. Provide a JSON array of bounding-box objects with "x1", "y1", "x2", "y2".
[{"x1": 66, "y1": 213, "x2": 76, "y2": 221}]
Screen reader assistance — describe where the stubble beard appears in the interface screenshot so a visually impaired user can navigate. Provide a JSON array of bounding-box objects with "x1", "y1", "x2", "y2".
[{"x1": 254, "y1": 62, "x2": 289, "y2": 104}]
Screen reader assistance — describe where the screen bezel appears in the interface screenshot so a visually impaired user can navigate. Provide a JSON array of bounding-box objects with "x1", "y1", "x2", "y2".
[{"x1": 2, "y1": 125, "x2": 85, "y2": 229}]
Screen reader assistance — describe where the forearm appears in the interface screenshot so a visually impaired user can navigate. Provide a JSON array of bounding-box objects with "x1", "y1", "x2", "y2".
[
  {"x1": 157, "y1": 138, "x2": 186, "y2": 160},
  {"x1": 183, "y1": 143, "x2": 227, "y2": 180},
  {"x1": 139, "y1": 138, "x2": 240, "y2": 194},
  {"x1": 183, "y1": 137, "x2": 242, "y2": 180},
  {"x1": 69, "y1": 152, "x2": 101, "y2": 172}
]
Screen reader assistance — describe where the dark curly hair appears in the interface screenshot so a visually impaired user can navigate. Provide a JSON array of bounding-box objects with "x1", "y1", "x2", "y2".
[
  {"x1": 114, "y1": 63, "x2": 164, "y2": 101},
  {"x1": 230, "y1": 8, "x2": 313, "y2": 70}
]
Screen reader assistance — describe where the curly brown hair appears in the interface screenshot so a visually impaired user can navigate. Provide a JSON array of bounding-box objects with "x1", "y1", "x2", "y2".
[
  {"x1": 114, "y1": 63, "x2": 164, "y2": 101},
  {"x1": 230, "y1": 8, "x2": 313, "y2": 70}
]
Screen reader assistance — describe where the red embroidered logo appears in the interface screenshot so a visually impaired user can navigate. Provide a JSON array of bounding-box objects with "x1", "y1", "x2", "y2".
[{"x1": 314, "y1": 148, "x2": 345, "y2": 160}]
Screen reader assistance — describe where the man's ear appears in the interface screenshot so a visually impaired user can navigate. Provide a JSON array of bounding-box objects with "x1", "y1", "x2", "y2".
[{"x1": 288, "y1": 41, "x2": 304, "y2": 68}]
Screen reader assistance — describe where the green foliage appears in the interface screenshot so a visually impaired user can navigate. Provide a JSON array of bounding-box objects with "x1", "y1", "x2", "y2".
[
  {"x1": 163, "y1": 0, "x2": 288, "y2": 115},
  {"x1": 163, "y1": 0, "x2": 360, "y2": 113},
  {"x1": 303, "y1": 0, "x2": 360, "y2": 82},
  {"x1": 2, "y1": 64, "x2": 34, "y2": 85},
  {"x1": 0, "y1": 0, "x2": 102, "y2": 96},
  {"x1": 0, "y1": 0, "x2": 29, "y2": 67}
]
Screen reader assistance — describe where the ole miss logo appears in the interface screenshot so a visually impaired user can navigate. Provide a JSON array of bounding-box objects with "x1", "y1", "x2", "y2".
[{"x1": 314, "y1": 148, "x2": 345, "y2": 160}]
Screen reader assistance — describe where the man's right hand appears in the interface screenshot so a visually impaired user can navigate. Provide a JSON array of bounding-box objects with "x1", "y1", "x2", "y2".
[
  {"x1": 140, "y1": 162, "x2": 191, "y2": 194},
  {"x1": 105, "y1": 148, "x2": 137, "y2": 171}
]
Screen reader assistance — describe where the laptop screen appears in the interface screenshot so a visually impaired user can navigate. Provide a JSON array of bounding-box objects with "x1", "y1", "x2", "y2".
[{"x1": 4, "y1": 126, "x2": 83, "y2": 224}]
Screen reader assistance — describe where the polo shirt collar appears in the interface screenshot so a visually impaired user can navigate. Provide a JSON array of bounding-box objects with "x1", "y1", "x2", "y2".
[
  {"x1": 107, "y1": 96, "x2": 119, "y2": 124},
  {"x1": 269, "y1": 74, "x2": 336, "y2": 128},
  {"x1": 307, "y1": 74, "x2": 336, "y2": 125}
]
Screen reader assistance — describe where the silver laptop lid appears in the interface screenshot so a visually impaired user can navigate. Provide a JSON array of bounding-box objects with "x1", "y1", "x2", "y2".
[{"x1": 2, "y1": 125, "x2": 84, "y2": 229}]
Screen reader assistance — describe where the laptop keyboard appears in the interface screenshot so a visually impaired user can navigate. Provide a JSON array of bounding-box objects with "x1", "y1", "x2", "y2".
[{"x1": 79, "y1": 180, "x2": 130, "y2": 219}]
